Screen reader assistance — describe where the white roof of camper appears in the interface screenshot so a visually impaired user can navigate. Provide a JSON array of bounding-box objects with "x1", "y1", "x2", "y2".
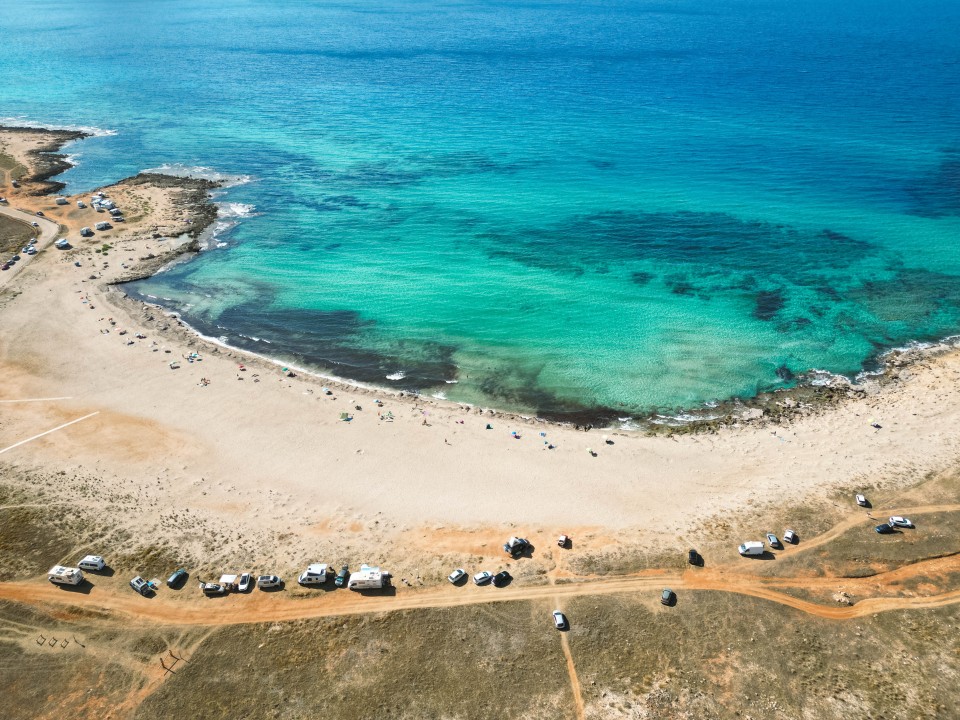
[
  {"x1": 305, "y1": 563, "x2": 328, "y2": 574},
  {"x1": 48, "y1": 565, "x2": 79, "y2": 575}
]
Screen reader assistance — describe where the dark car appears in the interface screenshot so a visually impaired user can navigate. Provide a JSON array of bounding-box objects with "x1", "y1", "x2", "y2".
[
  {"x1": 875, "y1": 523, "x2": 895, "y2": 534},
  {"x1": 492, "y1": 570, "x2": 512, "y2": 587},
  {"x1": 335, "y1": 565, "x2": 349, "y2": 587},
  {"x1": 36, "y1": 211, "x2": 44, "y2": 217},
  {"x1": 166, "y1": 568, "x2": 188, "y2": 588},
  {"x1": 688, "y1": 549, "x2": 701, "y2": 566},
  {"x1": 660, "y1": 588, "x2": 676, "y2": 606},
  {"x1": 503, "y1": 537, "x2": 530, "y2": 557}
]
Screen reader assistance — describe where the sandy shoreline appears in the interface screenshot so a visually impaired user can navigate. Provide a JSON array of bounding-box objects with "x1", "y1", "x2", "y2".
[{"x1": 3, "y1": 124, "x2": 960, "y2": 576}]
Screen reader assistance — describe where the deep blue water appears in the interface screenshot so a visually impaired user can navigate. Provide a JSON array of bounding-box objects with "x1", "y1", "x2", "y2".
[{"x1": 2, "y1": 0, "x2": 959, "y2": 422}]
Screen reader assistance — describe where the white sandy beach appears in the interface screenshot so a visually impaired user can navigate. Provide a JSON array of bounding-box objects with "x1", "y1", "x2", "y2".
[{"x1": 3, "y1": 126, "x2": 960, "y2": 570}]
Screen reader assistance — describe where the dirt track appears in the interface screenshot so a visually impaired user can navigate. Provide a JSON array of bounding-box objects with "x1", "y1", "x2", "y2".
[{"x1": 3, "y1": 550, "x2": 960, "y2": 628}]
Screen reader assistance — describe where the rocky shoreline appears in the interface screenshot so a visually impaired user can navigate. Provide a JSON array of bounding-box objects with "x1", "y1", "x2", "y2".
[{"x1": 2, "y1": 125, "x2": 90, "y2": 196}]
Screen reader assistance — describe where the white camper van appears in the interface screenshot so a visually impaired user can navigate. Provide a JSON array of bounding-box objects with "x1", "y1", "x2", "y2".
[
  {"x1": 298, "y1": 563, "x2": 329, "y2": 585},
  {"x1": 48, "y1": 565, "x2": 84, "y2": 586},
  {"x1": 738, "y1": 541, "x2": 765, "y2": 557},
  {"x1": 77, "y1": 555, "x2": 106, "y2": 572},
  {"x1": 347, "y1": 564, "x2": 388, "y2": 590}
]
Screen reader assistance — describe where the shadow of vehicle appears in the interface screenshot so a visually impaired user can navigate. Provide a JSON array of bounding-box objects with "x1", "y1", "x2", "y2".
[
  {"x1": 355, "y1": 584, "x2": 397, "y2": 597},
  {"x1": 744, "y1": 551, "x2": 777, "y2": 561},
  {"x1": 260, "y1": 581, "x2": 285, "y2": 593},
  {"x1": 451, "y1": 574, "x2": 469, "y2": 587},
  {"x1": 56, "y1": 579, "x2": 93, "y2": 595},
  {"x1": 515, "y1": 543, "x2": 536, "y2": 559}
]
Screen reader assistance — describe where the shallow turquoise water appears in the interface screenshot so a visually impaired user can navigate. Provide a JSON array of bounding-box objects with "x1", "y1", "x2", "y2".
[{"x1": 2, "y1": 0, "x2": 959, "y2": 421}]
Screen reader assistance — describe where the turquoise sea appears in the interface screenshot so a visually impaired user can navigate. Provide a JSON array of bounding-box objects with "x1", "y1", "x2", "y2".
[{"x1": 2, "y1": 0, "x2": 959, "y2": 423}]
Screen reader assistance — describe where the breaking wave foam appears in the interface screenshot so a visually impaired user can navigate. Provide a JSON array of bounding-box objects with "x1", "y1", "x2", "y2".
[
  {"x1": 0, "y1": 116, "x2": 117, "y2": 137},
  {"x1": 142, "y1": 163, "x2": 253, "y2": 188}
]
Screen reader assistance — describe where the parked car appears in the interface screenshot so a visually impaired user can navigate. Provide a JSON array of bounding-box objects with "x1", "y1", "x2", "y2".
[
  {"x1": 202, "y1": 583, "x2": 227, "y2": 596},
  {"x1": 257, "y1": 575, "x2": 282, "y2": 589},
  {"x1": 78, "y1": 555, "x2": 106, "y2": 572},
  {"x1": 889, "y1": 516, "x2": 913, "y2": 528},
  {"x1": 784, "y1": 529, "x2": 798, "y2": 544},
  {"x1": 447, "y1": 568, "x2": 467, "y2": 584},
  {"x1": 36, "y1": 211, "x2": 44, "y2": 217},
  {"x1": 875, "y1": 523, "x2": 895, "y2": 534},
  {"x1": 688, "y1": 548, "x2": 702, "y2": 565},
  {"x1": 166, "y1": 568, "x2": 188, "y2": 588},
  {"x1": 552, "y1": 610, "x2": 567, "y2": 630},
  {"x1": 766, "y1": 533, "x2": 782, "y2": 549},
  {"x1": 660, "y1": 588, "x2": 676, "y2": 606},
  {"x1": 238, "y1": 572, "x2": 253, "y2": 592},
  {"x1": 335, "y1": 565, "x2": 350, "y2": 587},
  {"x1": 557, "y1": 534, "x2": 570, "y2": 548},
  {"x1": 856, "y1": 494, "x2": 868, "y2": 507},
  {"x1": 503, "y1": 537, "x2": 530, "y2": 557},
  {"x1": 492, "y1": 570, "x2": 512, "y2": 587},
  {"x1": 129, "y1": 576, "x2": 152, "y2": 596},
  {"x1": 473, "y1": 571, "x2": 493, "y2": 585}
]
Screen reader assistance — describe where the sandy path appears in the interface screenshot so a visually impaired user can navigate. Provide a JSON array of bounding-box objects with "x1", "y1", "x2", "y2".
[
  {"x1": 560, "y1": 630, "x2": 586, "y2": 720},
  {"x1": 4, "y1": 550, "x2": 960, "y2": 628}
]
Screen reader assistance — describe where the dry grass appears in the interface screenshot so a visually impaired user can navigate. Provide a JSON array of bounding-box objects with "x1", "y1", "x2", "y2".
[
  {"x1": 0, "y1": 214, "x2": 35, "y2": 255},
  {"x1": 137, "y1": 603, "x2": 574, "y2": 720},
  {"x1": 567, "y1": 591, "x2": 960, "y2": 719}
]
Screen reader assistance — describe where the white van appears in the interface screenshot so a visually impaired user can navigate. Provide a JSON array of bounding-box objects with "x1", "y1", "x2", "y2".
[
  {"x1": 48, "y1": 566, "x2": 84, "y2": 586},
  {"x1": 77, "y1": 555, "x2": 106, "y2": 571},
  {"x1": 738, "y1": 541, "x2": 765, "y2": 556},
  {"x1": 298, "y1": 563, "x2": 329, "y2": 585},
  {"x1": 347, "y1": 564, "x2": 387, "y2": 590}
]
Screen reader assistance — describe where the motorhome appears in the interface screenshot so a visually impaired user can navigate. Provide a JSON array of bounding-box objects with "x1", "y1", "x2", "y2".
[
  {"x1": 347, "y1": 564, "x2": 388, "y2": 590},
  {"x1": 48, "y1": 565, "x2": 84, "y2": 586},
  {"x1": 297, "y1": 563, "x2": 329, "y2": 585}
]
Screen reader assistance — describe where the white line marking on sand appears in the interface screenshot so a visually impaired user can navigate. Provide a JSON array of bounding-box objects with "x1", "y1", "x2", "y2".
[
  {"x1": 0, "y1": 396, "x2": 74, "y2": 404},
  {"x1": 0, "y1": 412, "x2": 100, "y2": 455}
]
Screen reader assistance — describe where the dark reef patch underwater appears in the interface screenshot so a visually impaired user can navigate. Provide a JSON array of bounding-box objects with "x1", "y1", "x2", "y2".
[{"x1": 10, "y1": 0, "x2": 960, "y2": 422}]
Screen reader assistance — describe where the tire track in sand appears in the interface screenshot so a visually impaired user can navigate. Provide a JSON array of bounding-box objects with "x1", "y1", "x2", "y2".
[{"x1": 3, "y1": 562, "x2": 960, "y2": 628}]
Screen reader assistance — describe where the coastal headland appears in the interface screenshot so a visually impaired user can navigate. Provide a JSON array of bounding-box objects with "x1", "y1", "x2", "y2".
[{"x1": 2, "y1": 126, "x2": 960, "y2": 719}]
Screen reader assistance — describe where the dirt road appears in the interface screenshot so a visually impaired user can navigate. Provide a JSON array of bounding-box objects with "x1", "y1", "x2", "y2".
[
  {"x1": 0, "y1": 203, "x2": 60, "y2": 287},
  {"x1": 4, "y1": 550, "x2": 960, "y2": 628}
]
